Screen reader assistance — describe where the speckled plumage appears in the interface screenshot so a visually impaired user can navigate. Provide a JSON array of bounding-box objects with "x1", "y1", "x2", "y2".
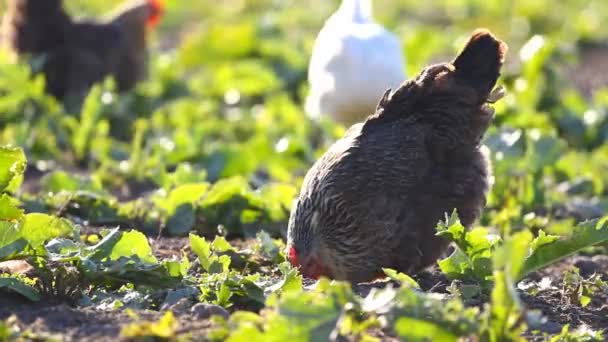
[{"x1": 288, "y1": 29, "x2": 508, "y2": 282}]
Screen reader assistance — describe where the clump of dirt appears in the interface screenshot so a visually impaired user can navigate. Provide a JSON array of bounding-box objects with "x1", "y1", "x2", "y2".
[
  {"x1": 520, "y1": 255, "x2": 608, "y2": 332},
  {"x1": 0, "y1": 296, "x2": 215, "y2": 342}
]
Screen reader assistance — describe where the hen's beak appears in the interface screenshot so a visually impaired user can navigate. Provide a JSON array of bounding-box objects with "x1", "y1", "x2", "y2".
[{"x1": 301, "y1": 254, "x2": 326, "y2": 280}]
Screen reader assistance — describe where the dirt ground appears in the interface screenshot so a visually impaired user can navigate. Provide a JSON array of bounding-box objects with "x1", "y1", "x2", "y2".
[
  {"x1": 2, "y1": 228, "x2": 606, "y2": 341},
  {"x1": 522, "y1": 254, "x2": 608, "y2": 332}
]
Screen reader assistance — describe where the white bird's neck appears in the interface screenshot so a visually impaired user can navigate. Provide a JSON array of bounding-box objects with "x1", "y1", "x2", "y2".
[{"x1": 337, "y1": 0, "x2": 373, "y2": 23}]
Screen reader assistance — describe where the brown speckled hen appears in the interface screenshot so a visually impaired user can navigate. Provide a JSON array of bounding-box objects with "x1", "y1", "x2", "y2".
[
  {"x1": 287, "y1": 29, "x2": 508, "y2": 282},
  {"x1": 1, "y1": 0, "x2": 162, "y2": 106}
]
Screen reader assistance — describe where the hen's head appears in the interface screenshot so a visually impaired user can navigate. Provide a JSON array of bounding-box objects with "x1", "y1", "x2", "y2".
[
  {"x1": 368, "y1": 29, "x2": 508, "y2": 146},
  {"x1": 286, "y1": 244, "x2": 327, "y2": 280},
  {"x1": 110, "y1": 0, "x2": 163, "y2": 31},
  {"x1": 286, "y1": 199, "x2": 330, "y2": 280},
  {"x1": 145, "y1": 0, "x2": 163, "y2": 29}
]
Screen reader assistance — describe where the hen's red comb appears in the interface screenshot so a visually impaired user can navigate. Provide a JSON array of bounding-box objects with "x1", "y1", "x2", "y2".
[
  {"x1": 287, "y1": 245, "x2": 299, "y2": 267},
  {"x1": 146, "y1": 0, "x2": 163, "y2": 28}
]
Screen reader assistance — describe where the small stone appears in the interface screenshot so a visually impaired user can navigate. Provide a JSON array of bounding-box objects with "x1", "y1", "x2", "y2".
[
  {"x1": 539, "y1": 320, "x2": 563, "y2": 334},
  {"x1": 161, "y1": 298, "x2": 190, "y2": 315},
  {"x1": 190, "y1": 303, "x2": 229, "y2": 320}
]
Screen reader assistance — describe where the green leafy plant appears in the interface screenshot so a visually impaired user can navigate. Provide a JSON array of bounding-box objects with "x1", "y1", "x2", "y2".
[
  {"x1": 561, "y1": 267, "x2": 607, "y2": 307},
  {"x1": 437, "y1": 212, "x2": 608, "y2": 288}
]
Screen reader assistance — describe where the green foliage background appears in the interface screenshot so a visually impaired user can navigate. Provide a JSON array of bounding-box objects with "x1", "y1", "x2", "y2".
[{"x1": 0, "y1": 0, "x2": 607, "y2": 340}]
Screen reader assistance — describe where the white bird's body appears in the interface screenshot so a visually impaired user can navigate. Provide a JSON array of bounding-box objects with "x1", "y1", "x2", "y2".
[{"x1": 306, "y1": 0, "x2": 406, "y2": 126}]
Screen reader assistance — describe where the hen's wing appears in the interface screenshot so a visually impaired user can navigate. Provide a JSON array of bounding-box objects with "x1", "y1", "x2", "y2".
[
  {"x1": 43, "y1": 46, "x2": 107, "y2": 104},
  {"x1": 306, "y1": 121, "x2": 433, "y2": 279},
  {"x1": 65, "y1": 21, "x2": 124, "y2": 65}
]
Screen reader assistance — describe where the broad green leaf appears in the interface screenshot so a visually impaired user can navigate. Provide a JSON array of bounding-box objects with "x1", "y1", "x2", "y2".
[
  {"x1": 19, "y1": 213, "x2": 74, "y2": 253},
  {"x1": 108, "y1": 230, "x2": 157, "y2": 264},
  {"x1": 383, "y1": 268, "x2": 420, "y2": 289},
  {"x1": 0, "y1": 277, "x2": 40, "y2": 301},
  {"x1": 83, "y1": 258, "x2": 181, "y2": 288},
  {"x1": 0, "y1": 195, "x2": 23, "y2": 220},
  {"x1": 395, "y1": 317, "x2": 458, "y2": 342},
  {"x1": 86, "y1": 228, "x2": 123, "y2": 261},
  {"x1": 0, "y1": 221, "x2": 21, "y2": 255},
  {"x1": 0, "y1": 238, "x2": 28, "y2": 261},
  {"x1": 209, "y1": 254, "x2": 231, "y2": 274},
  {"x1": 154, "y1": 183, "x2": 209, "y2": 221},
  {"x1": 267, "y1": 263, "x2": 302, "y2": 294},
  {"x1": 212, "y1": 236, "x2": 233, "y2": 252},
  {"x1": 189, "y1": 233, "x2": 211, "y2": 271},
  {"x1": 41, "y1": 171, "x2": 104, "y2": 194},
  {"x1": 166, "y1": 204, "x2": 195, "y2": 236},
  {"x1": 529, "y1": 230, "x2": 559, "y2": 252},
  {"x1": 274, "y1": 280, "x2": 353, "y2": 341},
  {"x1": 0, "y1": 146, "x2": 26, "y2": 193},
  {"x1": 438, "y1": 248, "x2": 473, "y2": 280},
  {"x1": 45, "y1": 238, "x2": 80, "y2": 259},
  {"x1": 436, "y1": 212, "x2": 498, "y2": 285},
  {"x1": 519, "y1": 217, "x2": 608, "y2": 281},
  {"x1": 215, "y1": 282, "x2": 233, "y2": 307},
  {"x1": 495, "y1": 230, "x2": 534, "y2": 281},
  {"x1": 485, "y1": 231, "x2": 531, "y2": 342},
  {"x1": 72, "y1": 85, "x2": 104, "y2": 161},
  {"x1": 485, "y1": 271, "x2": 526, "y2": 342}
]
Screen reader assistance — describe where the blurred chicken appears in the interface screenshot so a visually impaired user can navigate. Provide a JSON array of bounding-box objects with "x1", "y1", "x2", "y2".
[
  {"x1": 1, "y1": 0, "x2": 163, "y2": 105},
  {"x1": 306, "y1": 0, "x2": 406, "y2": 126},
  {"x1": 287, "y1": 29, "x2": 507, "y2": 282}
]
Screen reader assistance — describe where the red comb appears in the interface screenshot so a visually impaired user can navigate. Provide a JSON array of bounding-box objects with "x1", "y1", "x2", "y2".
[
  {"x1": 287, "y1": 245, "x2": 299, "y2": 267},
  {"x1": 146, "y1": 0, "x2": 163, "y2": 28}
]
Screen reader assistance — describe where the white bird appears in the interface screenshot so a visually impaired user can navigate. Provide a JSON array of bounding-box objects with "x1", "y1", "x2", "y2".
[{"x1": 305, "y1": 0, "x2": 406, "y2": 126}]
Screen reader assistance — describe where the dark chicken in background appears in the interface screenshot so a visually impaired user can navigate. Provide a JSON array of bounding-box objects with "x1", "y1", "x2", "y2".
[
  {"x1": 287, "y1": 29, "x2": 508, "y2": 282},
  {"x1": 1, "y1": 0, "x2": 163, "y2": 108}
]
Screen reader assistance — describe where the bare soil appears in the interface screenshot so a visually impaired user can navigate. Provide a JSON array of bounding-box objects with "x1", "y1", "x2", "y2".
[{"x1": 2, "y1": 242, "x2": 606, "y2": 341}]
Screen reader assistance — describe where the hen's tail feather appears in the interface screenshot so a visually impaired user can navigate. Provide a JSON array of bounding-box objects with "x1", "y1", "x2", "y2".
[
  {"x1": 2, "y1": 0, "x2": 71, "y2": 55},
  {"x1": 362, "y1": 29, "x2": 507, "y2": 131},
  {"x1": 452, "y1": 28, "x2": 508, "y2": 95}
]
